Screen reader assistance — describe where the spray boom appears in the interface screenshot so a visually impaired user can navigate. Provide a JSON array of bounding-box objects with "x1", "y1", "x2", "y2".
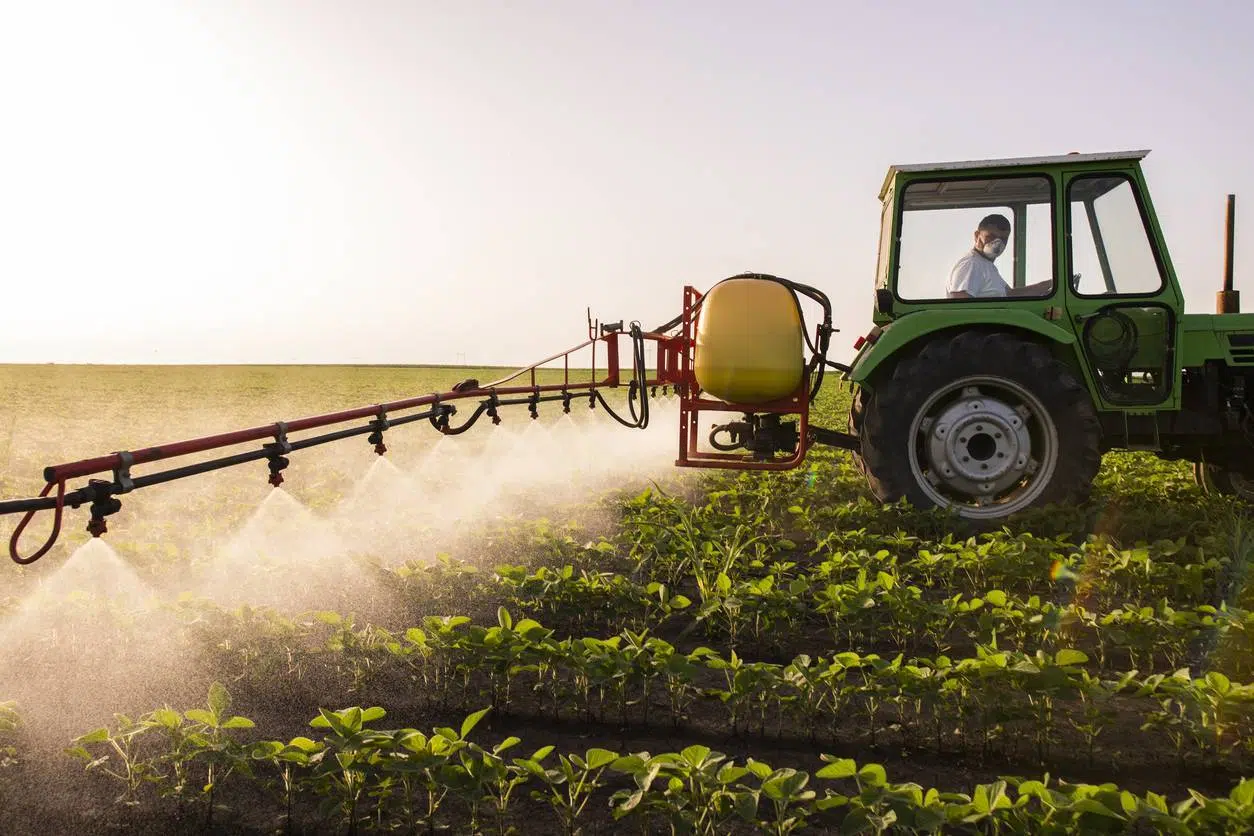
[{"x1": 0, "y1": 276, "x2": 851, "y2": 565}]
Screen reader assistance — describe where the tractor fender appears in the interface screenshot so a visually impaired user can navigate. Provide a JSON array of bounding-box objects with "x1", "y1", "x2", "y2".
[{"x1": 846, "y1": 309, "x2": 1079, "y2": 388}]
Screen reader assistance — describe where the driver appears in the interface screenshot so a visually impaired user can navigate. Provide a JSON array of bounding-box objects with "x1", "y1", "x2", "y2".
[{"x1": 947, "y1": 214, "x2": 1051, "y2": 298}]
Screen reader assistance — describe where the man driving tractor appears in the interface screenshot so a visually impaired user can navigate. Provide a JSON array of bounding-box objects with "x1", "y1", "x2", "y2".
[{"x1": 946, "y1": 213, "x2": 1052, "y2": 298}]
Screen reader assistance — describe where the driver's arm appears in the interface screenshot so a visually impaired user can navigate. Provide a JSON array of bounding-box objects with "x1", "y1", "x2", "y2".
[{"x1": 1006, "y1": 279, "x2": 1053, "y2": 297}]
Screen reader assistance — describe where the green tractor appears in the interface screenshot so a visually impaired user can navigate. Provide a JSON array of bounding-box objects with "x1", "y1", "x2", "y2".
[{"x1": 841, "y1": 149, "x2": 1248, "y2": 519}]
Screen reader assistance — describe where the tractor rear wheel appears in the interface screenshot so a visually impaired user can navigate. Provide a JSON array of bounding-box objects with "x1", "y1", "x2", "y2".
[
  {"x1": 1194, "y1": 462, "x2": 1254, "y2": 503},
  {"x1": 853, "y1": 331, "x2": 1102, "y2": 520}
]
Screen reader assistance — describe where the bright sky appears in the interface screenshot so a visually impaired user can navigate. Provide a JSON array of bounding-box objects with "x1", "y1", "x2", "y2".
[{"x1": 2, "y1": 1, "x2": 1251, "y2": 366}]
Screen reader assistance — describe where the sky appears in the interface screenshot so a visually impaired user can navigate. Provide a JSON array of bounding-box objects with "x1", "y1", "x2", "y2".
[{"x1": 1, "y1": 0, "x2": 1252, "y2": 367}]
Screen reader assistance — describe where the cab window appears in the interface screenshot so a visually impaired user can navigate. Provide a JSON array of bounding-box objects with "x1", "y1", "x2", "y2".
[
  {"x1": 894, "y1": 174, "x2": 1055, "y2": 302},
  {"x1": 1067, "y1": 175, "x2": 1165, "y2": 296}
]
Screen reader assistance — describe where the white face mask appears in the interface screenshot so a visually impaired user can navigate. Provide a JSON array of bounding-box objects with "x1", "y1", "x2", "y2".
[{"x1": 981, "y1": 238, "x2": 1006, "y2": 259}]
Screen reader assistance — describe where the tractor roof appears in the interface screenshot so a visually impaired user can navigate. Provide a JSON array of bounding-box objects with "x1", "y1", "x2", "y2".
[{"x1": 879, "y1": 149, "x2": 1150, "y2": 200}]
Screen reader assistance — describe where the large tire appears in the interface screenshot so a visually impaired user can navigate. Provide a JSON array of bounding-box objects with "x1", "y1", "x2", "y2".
[
  {"x1": 1194, "y1": 461, "x2": 1254, "y2": 503},
  {"x1": 847, "y1": 385, "x2": 869, "y2": 481},
  {"x1": 855, "y1": 331, "x2": 1102, "y2": 520}
]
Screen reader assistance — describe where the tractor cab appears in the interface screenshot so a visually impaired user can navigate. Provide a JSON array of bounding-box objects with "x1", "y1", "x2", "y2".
[{"x1": 860, "y1": 149, "x2": 1185, "y2": 412}]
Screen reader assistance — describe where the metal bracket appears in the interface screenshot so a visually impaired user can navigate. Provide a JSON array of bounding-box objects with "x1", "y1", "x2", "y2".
[
  {"x1": 112, "y1": 451, "x2": 135, "y2": 493},
  {"x1": 271, "y1": 422, "x2": 293, "y2": 454}
]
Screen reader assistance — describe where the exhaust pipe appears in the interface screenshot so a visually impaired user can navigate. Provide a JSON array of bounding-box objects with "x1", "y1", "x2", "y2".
[{"x1": 1217, "y1": 193, "x2": 1239, "y2": 313}]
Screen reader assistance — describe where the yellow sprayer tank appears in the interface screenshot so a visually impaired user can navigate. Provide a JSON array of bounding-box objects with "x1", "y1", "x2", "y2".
[{"x1": 694, "y1": 277, "x2": 805, "y2": 403}]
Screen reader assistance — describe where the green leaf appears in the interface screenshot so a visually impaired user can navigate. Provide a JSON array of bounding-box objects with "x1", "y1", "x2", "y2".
[
  {"x1": 74, "y1": 726, "x2": 110, "y2": 747},
  {"x1": 222, "y1": 716, "x2": 255, "y2": 729},
  {"x1": 816, "y1": 758, "x2": 857, "y2": 780},
  {"x1": 681, "y1": 744, "x2": 712, "y2": 767},
  {"x1": 1206, "y1": 671, "x2": 1231, "y2": 694},
  {"x1": 1055, "y1": 649, "x2": 1089, "y2": 667},
  {"x1": 1231, "y1": 778, "x2": 1254, "y2": 807},
  {"x1": 857, "y1": 763, "x2": 886, "y2": 787},
  {"x1": 585, "y1": 748, "x2": 619, "y2": 770},
  {"x1": 1071, "y1": 798, "x2": 1124, "y2": 819},
  {"x1": 185, "y1": 709, "x2": 216, "y2": 726},
  {"x1": 460, "y1": 707, "x2": 491, "y2": 739},
  {"x1": 746, "y1": 759, "x2": 774, "y2": 780},
  {"x1": 616, "y1": 789, "x2": 644, "y2": 814},
  {"x1": 208, "y1": 681, "x2": 230, "y2": 717}
]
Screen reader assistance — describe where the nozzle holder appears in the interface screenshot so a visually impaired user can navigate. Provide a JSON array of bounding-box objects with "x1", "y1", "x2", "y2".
[
  {"x1": 528, "y1": 390, "x2": 540, "y2": 420},
  {"x1": 368, "y1": 408, "x2": 390, "y2": 454},
  {"x1": 264, "y1": 423, "x2": 293, "y2": 487}
]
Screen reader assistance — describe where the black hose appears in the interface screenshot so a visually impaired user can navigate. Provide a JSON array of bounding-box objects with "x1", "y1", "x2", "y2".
[{"x1": 593, "y1": 321, "x2": 651, "y2": 429}]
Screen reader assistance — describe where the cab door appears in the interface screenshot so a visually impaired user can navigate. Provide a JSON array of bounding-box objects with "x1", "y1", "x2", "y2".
[{"x1": 1062, "y1": 172, "x2": 1181, "y2": 408}]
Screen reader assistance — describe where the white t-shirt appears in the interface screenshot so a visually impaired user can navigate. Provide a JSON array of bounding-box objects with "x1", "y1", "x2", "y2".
[{"x1": 947, "y1": 251, "x2": 1009, "y2": 297}]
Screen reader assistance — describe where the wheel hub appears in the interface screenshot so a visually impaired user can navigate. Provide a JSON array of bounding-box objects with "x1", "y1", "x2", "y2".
[{"x1": 923, "y1": 387, "x2": 1032, "y2": 496}]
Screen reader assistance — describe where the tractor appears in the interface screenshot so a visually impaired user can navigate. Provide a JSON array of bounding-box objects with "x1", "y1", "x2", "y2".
[{"x1": 842, "y1": 148, "x2": 1249, "y2": 519}]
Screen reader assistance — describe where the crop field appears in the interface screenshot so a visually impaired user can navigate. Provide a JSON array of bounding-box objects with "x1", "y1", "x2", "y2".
[{"x1": 3, "y1": 363, "x2": 1254, "y2": 833}]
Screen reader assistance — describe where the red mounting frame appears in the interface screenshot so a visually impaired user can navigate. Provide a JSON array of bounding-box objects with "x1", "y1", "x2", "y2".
[{"x1": 672, "y1": 285, "x2": 813, "y2": 471}]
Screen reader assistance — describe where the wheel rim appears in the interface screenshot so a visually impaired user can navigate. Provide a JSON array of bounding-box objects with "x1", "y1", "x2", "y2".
[{"x1": 907, "y1": 375, "x2": 1059, "y2": 518}]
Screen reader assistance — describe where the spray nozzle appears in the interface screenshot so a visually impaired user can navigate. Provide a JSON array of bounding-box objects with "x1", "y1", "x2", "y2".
[
  {"x1": 263, "y1": 422, "x2": 294, "y2": 485},
  {"x1": 266, "y1": 454, "x2": 290, "y2": 487},
  {"x1": 562, "y1": 392, "x2": 572, "y2": 414},
  {"x1": 528, "y1": 391, "x2": 540, "y2": 420},
  {"x1": 86, "y1": 480, "x2": 122, "y2": 537}
]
